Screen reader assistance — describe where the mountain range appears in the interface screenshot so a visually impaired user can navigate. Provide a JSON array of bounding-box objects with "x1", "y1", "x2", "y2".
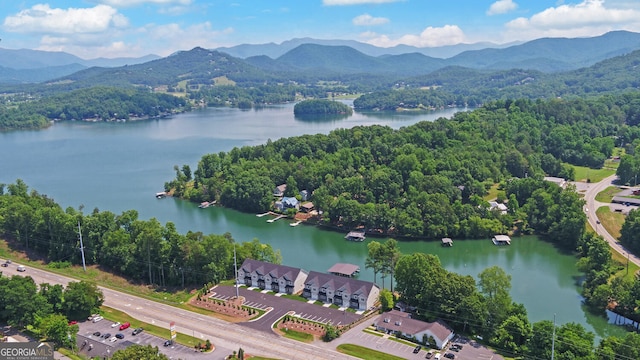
[{"x1": 2, "y1": 30, "x2": 640, "y2": 96}]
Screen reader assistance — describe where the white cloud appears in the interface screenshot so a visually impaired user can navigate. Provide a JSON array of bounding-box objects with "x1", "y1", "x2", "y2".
[
  {"x1": 487, "y1": 0, "x2": 518, "y2": 15},
  {"x1": 353, "y1": 14, "x2": 389, "y2": 26},
  {"x1": 504, "y1": 0, "x2": 640, "y2": 40},
  {"x1": 98, "y1": 0, "x2": 192, "y2": 7},
  {"x1": 323, "y1": 0, "x2": 401, "y2": 5},
  {"x1": 363, "y1": 25, "x2": 466, "y2": 47},
  {"x1": 3, "y1": 4, "x2": 128, "y2": 34}
]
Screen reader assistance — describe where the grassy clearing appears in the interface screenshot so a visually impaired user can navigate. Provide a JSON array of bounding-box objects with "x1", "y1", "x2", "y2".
[
  {"x1": 484, "y1": 183, "x2": 500, "y2": 201},
  {"x1": 612, "y1": 250, "x2": 640, "y2": 281},
  {"x1": 100, "y1": 306, "x2": 201, "y2": 348},
  {"x1": 573, "y1": 165, "x2": 616, "y2": 183},
  {"x1": 280, "y1": 328, "x2": 313, "y2": 342},
  {"x1": 595, "y1": 206, "x2": 624, "y2": 239},
  {"x1": 595, "y1": 186, "x2": 622, "y2": 203},
  {"x1": 336, "y1": 344, "x2": 405, "y2": 360}
]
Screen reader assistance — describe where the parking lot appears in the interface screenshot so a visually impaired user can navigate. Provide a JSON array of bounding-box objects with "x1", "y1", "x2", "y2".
[
  {"x1": 76, "y1": 318, "x2": 209, "y2": 359},
  {"x1": 211, "y1": 285, "x2": 362, "y2": 332}
]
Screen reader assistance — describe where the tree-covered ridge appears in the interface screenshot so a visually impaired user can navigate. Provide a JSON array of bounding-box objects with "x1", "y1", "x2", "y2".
[
  {"x1": 166, "y1": 94, "x2": 640, "y2": 243},
  {"x1": 293, "y1": 99, "x2": 353, "y2": 115},
  {"x1": 0, "y1": 87, "x2": 188, "y2": 131},
  {"x1": 0, "y1": 180, "x2": 281, "y2": 287}
]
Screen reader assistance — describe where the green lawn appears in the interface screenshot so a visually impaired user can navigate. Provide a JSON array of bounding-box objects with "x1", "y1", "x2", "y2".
[
  {"x1": 336, "y1": 344, "x2": 406, "y2": 360},
  {"x1": 594, "y1": 186, "x2": 621, "y2": 203},
  {"x1": 281, "y1": 328, "x2": 314, "y2": 342},
  {"x1": 595, "y1": 206, "x2": 624, "y2": 239},
  {"x1": 572, "y1": 165, "x2": 616, "y2": 183}
]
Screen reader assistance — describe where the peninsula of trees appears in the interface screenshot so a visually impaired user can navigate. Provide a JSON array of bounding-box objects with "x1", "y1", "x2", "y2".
[
  {"x1": 293, "y1": 99, "x2": 353, "y2": 116},
  {"x1": 166, "y1": 94, "x2": 640, "y2": 243}
]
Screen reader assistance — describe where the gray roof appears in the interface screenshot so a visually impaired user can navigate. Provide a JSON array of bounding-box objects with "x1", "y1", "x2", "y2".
[
  {"x1": 305, "y1": 271, "x2": 378, "y2": 297},
  {"x1": 327, "y1": 263, "x2": 360, "y2": 276},
  {"x1": 240, "y1": 259, "x2": 305, "y2": 281},
  {"x1": 375, "y1": 310, "x2": 453, "y2": 342}
]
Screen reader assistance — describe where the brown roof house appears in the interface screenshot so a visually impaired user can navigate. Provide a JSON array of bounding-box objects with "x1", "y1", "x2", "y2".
[
  {"x1": 237, "y1": 259, "x2": 308, "y2": 295},
  {"x1": 375, "y1": 310, "x2": 454, "y2": 349},
  {"x1": 302, "y1": 271, "x2": 379, "y2": 311}
]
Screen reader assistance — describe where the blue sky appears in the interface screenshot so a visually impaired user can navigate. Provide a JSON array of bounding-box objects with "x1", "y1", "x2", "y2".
[{"x1": 2, "y1": 0, "x2": 640, "y2": 59}]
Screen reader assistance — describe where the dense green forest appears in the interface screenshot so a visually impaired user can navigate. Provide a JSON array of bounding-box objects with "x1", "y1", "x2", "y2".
[
  {"x1": 379, "y1": 238, "x2": 640, "y2": 359},
  {"x1": 293, "y1": 99, "x2": 353, "y2": 115},
  {"x1": 0, "y1": 180, "x2": 281, "y2": 287},
  {"x1": 166, "y1": 94, "x2": 640, "y2": 242},
  {"x1": 0, "y1": 87, "x2": 188, "y2": 131},
  {"x1": 0, "y1": 276, "x2": 102, "y2": 348}
]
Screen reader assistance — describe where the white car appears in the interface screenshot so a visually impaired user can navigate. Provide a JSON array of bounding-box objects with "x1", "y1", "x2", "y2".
[
  {"x1": 92, "y1": 316, "x2": 104, "y2": 323},
  {"x1": 111, "y1": 322, "x2": 120, "y2": 328},
  {"x1": 109, "y1": 336, "x2": 118, "y2": 342}
]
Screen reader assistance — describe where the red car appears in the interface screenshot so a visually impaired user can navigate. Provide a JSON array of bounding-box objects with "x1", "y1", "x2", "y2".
[
  {"x1": 119, "y1": 322, "x2": 130, "y2": 331},
  {"x1": 68, "y1": 320, "x2": 78, "y2": 326}
]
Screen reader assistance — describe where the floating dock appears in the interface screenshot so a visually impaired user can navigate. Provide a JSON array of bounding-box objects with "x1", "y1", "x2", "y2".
[
  {"x1": 441, "y1": 238, "x2": 453, "y2": 247},
  {"x1": 345, "y1": 231, "x2": 366, "y2": 242},
  {"x1": 290, "y1": 221, "x2": 302, "y2": 227},
  {"x1": 155, "y1": 192, "x2": 167, "y2": 199},
  {"x1": 492, "y1": 235, "x2": 511, "y2": 245},
  {"x1": 267, "y1": 215, "x2": 286, "y2": 223}
]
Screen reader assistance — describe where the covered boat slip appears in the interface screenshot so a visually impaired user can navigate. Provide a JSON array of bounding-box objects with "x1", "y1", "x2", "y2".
[
  {"x1": 328, "y1": 263, "x2": 360, "y2": 277},
  {"x1": 492, "y1": 235, "x2": 511, "y2": 245}
]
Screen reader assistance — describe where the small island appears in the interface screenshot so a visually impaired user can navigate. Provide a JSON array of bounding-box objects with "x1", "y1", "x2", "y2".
[{"x1": 293, "y1": 99, "x2": 353, "y2": 116}]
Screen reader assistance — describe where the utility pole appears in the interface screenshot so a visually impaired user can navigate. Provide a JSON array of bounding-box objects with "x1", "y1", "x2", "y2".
[
  {"x1": 551, "y1": 314, "x2": 556, "y2": 360},
  {"x1": 78, "y1": 221, "x2": 87, "y2": 272},
  {"x1": 233, "y1": 242, "x2": 239, "y2": 299}
]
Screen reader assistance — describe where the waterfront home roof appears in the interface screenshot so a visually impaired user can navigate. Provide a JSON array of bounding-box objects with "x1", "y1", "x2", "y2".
[
  {"x1": 376, "y1": 310, "x2": 454, "y2": 343},
  {"x1": 301, "y1": 202, "x2": 314, "y2": 210},
  {"x1": 327, "y1": 263, "x2": 360, "y2": 277},
  {"x1": 282, "y1": 197, "x2": 299, "y2": 207},
  {"x1": 240, "y1": 258, "x2": 306, "y2": 281},
  {"x1": 274, "y1": 184, "x2": 286, "y2": 196},
  {"x1": 306, "y1": 271, "x2": 378, "y2": 297}
]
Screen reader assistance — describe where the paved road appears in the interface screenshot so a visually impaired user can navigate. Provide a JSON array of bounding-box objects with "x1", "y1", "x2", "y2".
[
  {"x1": 0, "y1": 263, "x2": 357, "y2": 360},
  {"x1": 582, "y1": 174, "x2": 640, "y2": 268}
]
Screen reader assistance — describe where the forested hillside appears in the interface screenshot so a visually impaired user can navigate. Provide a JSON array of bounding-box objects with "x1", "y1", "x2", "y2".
[
  {"x1": 166, "y1": 94, "x2": 640, "y2": 242},
  {"x1": 0, "y1": 180, "x2": 281, "y2": 287},
  {"x1": 0, "y1": 87, "x2": 188, "y2": 131}
]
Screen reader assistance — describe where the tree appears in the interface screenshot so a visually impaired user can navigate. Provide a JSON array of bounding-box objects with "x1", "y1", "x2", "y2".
[
  {"x1": 111, "y1": 345, "x2": 169, "y2": 360},
  {"x1": 395, "y1": 253, "x2": 446, "y2": 312},
  {"x1": 38, "y1": 313, "x2": 77, "y2": 349},
  {"x1": 381, "y1": 239, "x2": 401, "y2": 293},
  {"x1": 323, "y1": 324, "x2": 340, "y2": 342},
  {"x1": 478, "y1": 266, "x2": 512, "y2": 336},
  {"x1": 379, "y1": 289, "x2": 394, "y2": 312},
  {"x1": 62, "y1": 281, "x2": 104, "y2": 320},
  {"x1": 365, "y1": 241, "x2": 384, "y2": 285}
]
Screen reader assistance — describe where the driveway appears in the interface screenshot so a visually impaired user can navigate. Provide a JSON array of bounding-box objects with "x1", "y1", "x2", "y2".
[{"x1": 211, "y1": 285, "x2": 362, "y2": 332}]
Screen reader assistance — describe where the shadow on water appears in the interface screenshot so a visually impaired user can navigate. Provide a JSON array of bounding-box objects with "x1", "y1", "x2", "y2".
[{"x1": 294, "y1": 113, "x2": 350, "y2": 122}]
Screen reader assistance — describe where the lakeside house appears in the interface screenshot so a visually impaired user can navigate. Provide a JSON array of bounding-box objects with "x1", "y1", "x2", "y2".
[
  {"x1": 237, "y1": 259, "x2": 308, "y2": 295},
  {"x1": 273, "y1": 184, "x2": 286, "y2": 197},
  {"x1": 374, "y1": 310, "x2": 454, "y2": 349},
  {"x1": 488, "y1": 201, "x2": 508, "y2": 215},
  {"x1": 302, "y1": 271, "x2": 379, "y2": 311}
]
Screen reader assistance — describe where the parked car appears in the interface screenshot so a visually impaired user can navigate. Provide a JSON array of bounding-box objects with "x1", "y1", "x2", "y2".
[
  {"x1": 92, "y1": 332, "x2": 101, "y2": 337},
  {"x1": 444, "y1": 353, "x2": 455, "y2": 359},
  {"x1": 102, "y1": 333, "x2": 111, "y2": 339},
  {"x1": 163, "y1": 340, "x2": 172, "y2": 347},
  {"x1": 132, "y1": 328, "x2": 143, "y2": 335},
  {"x1": 109, "y1": 336, "x2": 117, "y2": 342},
  {"x1": 119, "y1": 322, "x2": 130, "y2": 331},
  {"x1": 92, "y1": 316, "x2": 103, "y2": 323},
  {"x1": 413, "y1": 345, "x2": 422, "y2": 354},
  {"x1": 68, "y1": 320, "x2": 78, "y2": 326},
  {"x1": 115, "y1": 333, "x2": 124, "y2": 339},
  {"x1": 1, "y1": 260, "x2": 9, "y2": 267},
  {"x1": 425, "y1": 350, "x2": 434, "y2": 358},
  {"x1": 16, "y1": 265, "x2": 26, "y2": 272},
  {"x1": 111, "y1": 322, "x2": 120, "y2": 328},
  {"x1": 87, "y1": 314, "x2": 99, "y2": 321}
]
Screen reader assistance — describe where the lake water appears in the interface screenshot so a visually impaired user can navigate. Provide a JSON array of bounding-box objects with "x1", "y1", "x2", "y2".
[{"x1": 0, "y1": 103, "x2": 627, "y2": 339}]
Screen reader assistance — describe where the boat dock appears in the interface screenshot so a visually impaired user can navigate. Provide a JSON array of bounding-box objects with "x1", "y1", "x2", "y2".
[
  {"x1": 198, "y1": 201, "x2": 216, "y2": 208},
  {"x1": 256, "y1": 212, "x2": 270, "y2": 217},
  {"x1": 441, "y1": 238, "x2": 453, "y2": 247},
  {"x1": 290, "y1": 221, "x2": 302, "y2": 227},
  {"x1": 492, "y1": 235, "x2": 511, "y2": 245},
  {"x1": 267, "y1": 215, "x2": 286, "y2": 223},
  {"x1": 155, "y1": 192, "x2": 167, "y2": 199},
  {"x1": 345, "y1": 231, "x2": 366, "y2": 242},
  {"x1": 328, "y1": 263, "x2": 360, "y2": 277}
]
